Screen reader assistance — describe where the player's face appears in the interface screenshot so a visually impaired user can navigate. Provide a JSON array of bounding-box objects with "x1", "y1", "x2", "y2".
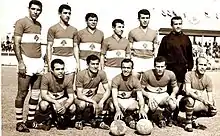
[
  {"x1": 60, "y1": 9, "x2": 71, "y2": 23},
  {"x1": 155, "y1": 61, "x2": 166, "y2": 76},
  {"x1": 53, "y1": 63, "x2": 65, "y2": 79},
  {"x1": 87, "y1": 17, "x2": 98, "y2": 29},
  {"x1": 88, "y1": 59, "x2": 100, "y2": 74},
  {"x1": 172, "y1": 19, "x2": 182, "y2": 33},
  {"x1": 139, "y1": 14, "x2": 150, "y2": 27},
  {"x1": 29, "y1": 4, "x2": 42, "y2": 20},
  {"x1": 196, "y1": 58, "x2": 208, "y2": 75},
  {"x1": 113, "y1": 23, "x2": 124, "y2": 36},
  {"x1": 121, "y1": 62, "x2": 132, "y2": 77}
]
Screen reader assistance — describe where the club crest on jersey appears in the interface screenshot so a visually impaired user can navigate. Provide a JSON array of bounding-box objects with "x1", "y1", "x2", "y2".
[
  {"x1": 143, "y1": 43, "x2": 148, "y2": 48},
  {"x1": 121, "y1": 92, "x2": 126, "y2": 97},
  {"x1": 61, "y1": 40, "x2": 67, "y2": 46},
  {"x1": 53, "y1": 93, "x2": 59, "y2": 97},
  {"x1": 86, "y1": 90, "x2": 93, "y2": 97},
  {"x1": 90, "y1": 44, "x2": 95, "y2": 50},
  {"x1": 116, "y1": 51, "x2": 121, "y2": 56},
  {"x1": 34, "y1": 35, "x2": 39, "y2": 41}
]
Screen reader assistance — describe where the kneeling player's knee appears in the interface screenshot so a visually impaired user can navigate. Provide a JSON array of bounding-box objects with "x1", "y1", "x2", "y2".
[
  {"x1": 39, "y1": 101, "x2": 50, "y2": 111},
  {"x1": 169, "y1": 103, "x2": 177, "y2": 111},
  {"x1": 208, "y1": 107, "x2": 217, "y2": 117},
  {"x1": 77, "y1": 101, "x2": 86, "y2": 110},
  {"x1": 69, "y1": 104, "x2": 76, "y2": 113}
]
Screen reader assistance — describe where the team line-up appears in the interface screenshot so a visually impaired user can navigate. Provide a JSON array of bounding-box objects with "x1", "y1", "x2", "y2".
[{"x1": 13, "y1": 0, "x2": 217, "y2": 135}]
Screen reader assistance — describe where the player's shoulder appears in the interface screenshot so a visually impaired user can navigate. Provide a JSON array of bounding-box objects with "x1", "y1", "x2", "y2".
[
  {"x1": 64, "y1": 74, "x2": 74, "y2": 82},
  {"x1": 77, "y1": 69, "x2": 87, "y2": 76},
  {"x1": 143, "y1": 69, "x2": 153, "y2": 76},
  {"x1": 68, "y1": 25, "x2": 78, "y2": 32},
  {"x1": 129, "y1": 27, "x2": 139, "y2": 34},
  {"x1": 147, "y1": 28, "x2": 157, "y2": 35},
  {"x1": 95, "y1": 28, "x2": 104, "y2": 35},
  {"x1": 122, "y1": 37, "x2": 129, "y2": 42},
  {"x1": 103, "y1": 36, "x2": 113, "y2": 42},
  {"x1": 112, "y1": 74, "x2": 122, "y2": 82},
  {"x1": 77, "y1": 28, "x2": 87, "y2": 34},
  {"x1": 186, "y1": 71, "x2": 194, "y2": 76},
  {"x1": 130, "y1": 74, "x2": 140, "y2": 81},
  {"x1": 42, "y1": 72, "x2": 53, "y2": 80},
  {"x1": 98, "y1": 70, "x2": 107, "y2": 76},
  {"x1": 165, "y1": 69, "x2": 175, "y2": 76},
  {"x1": 48, "y1": 23, "x2": 59, "y2": 31},
  {"x1": 15, "y1": 17, "x2": 29, "y2": 26},
  {"x1": 203, "y1": 73, "x2": 212, "y2": 82}
]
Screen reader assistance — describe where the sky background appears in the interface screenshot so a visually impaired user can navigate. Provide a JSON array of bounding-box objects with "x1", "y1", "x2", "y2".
[{"x1": 1, "y1": 0, "x2": 220, "y2": 42}]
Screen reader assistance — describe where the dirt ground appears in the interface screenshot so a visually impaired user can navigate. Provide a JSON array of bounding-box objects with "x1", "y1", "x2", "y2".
[{"x1": 1, "y1": 66, "x2": 220, "y2": 136}]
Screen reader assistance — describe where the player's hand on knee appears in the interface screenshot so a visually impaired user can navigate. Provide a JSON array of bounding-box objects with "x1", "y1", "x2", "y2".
[
  {"x1": 114, "y1": 110, "x2": 124, "y2": 120},
  {"x1": 149, "y1": 98, "x2": 158, "y2": 111},
  {"x1": 57, "y1": 106, "x2": 66, "y2": 114},
  {"x1": 55, "y1": 102, "x2": 62, "y2": 112},
  {"x1": 202, "y1": 100, "x2": 211, "y2": 106},
  {"x1": 18, "y1": 62, "x2": 26, "y2": 76},
  {"x1": 167, "y1": 96, "x2": 177, "y2": 105},
  {"x1": 139, "y1": 110, "x2": 148, "y2": 119}
]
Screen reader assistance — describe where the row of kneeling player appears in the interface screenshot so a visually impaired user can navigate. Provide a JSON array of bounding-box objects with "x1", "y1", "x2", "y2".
[{"x1": 29, "y1": 55, "x2": 217, "y2": 133}]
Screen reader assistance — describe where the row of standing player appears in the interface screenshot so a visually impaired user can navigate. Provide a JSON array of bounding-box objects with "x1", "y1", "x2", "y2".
[{"x1": 13, "y1": 0, "x2": 204, "y2": 133}]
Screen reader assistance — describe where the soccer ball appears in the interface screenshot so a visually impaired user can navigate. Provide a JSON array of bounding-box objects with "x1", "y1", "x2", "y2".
[
  {"x1": 136, "y1": 119, "x2": 153, "y2": 135},
  {"x1": 110, "y1": 120, "x2": 127, "y2": 136}
]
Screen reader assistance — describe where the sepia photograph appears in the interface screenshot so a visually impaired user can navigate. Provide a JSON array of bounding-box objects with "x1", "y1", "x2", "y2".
[{"x1": 1, "y1": 0, "x2": 220, "y2": 135}]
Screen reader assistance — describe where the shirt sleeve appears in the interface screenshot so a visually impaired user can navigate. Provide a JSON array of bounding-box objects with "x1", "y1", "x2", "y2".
[
  {"x1": 125, "y1": 40, "x2": 131, "y2": 54},
  {"x1": 47, "y1": 27, "x2": 55, "y2": 42},
  {"x1": 132, "y1": 76, "x2": 142, "y2": 92},
  {"x1": 101, "y1": 38, "x2": 108, "y2": 55},
  {"x1": 100, "y1": 71, "x2": 108, "y2": 84},
  {"x1": 141, "y1": 72, "x2": 148, "y2": 86},
  {"x1": 73, "y1": 28, "x2": 78, "y2": 43},
  {"x1": 41, "y1": 74, "x2": 49, "y2": 90},
  {"x1": 112, "y1": 76, "x2": 119, "y2": 89},
  {"x1": 14, "y1": 19, "x2": 24, "y2": 36},
  {"x1": 185, "y1": 72, "x2": 191, "y2": 84},
  {"x1": 74, "y1": 31, "x2": 81, "y2": 45},
  {"x1": 169, "y1": 71, "x2": 178, "y2": 88},
  {"x1": 76, "y1": 72, "x2": 84, "y2": 88},
  {"x1": 206, "y1": 76, "x2": 213, "y2": 92},
  {"x1": 128, "y1": 31, "x2": 134, "y2": 43},
  {"x1": 66, "y1": 75, "x2": 74, "y2": 94}
]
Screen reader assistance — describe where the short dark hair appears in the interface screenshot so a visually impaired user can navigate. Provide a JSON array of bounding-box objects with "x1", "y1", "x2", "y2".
[
  {"x1": 171, "y1": 16, "x2": 182, "y2": 26},
  {"x1": 86, "y1": 55, "x2": 100, "y2": 65},
  {"x1": 196, "y1": 56, "x2": 207, "y2": 65},
  {"x1": 138, "y1": 9, "x2": 150, "y2": 19},
  {"x1": 85, "y1": 13, "x2": 98, "y2": 21},
  {"x1": 29, "y1": 0, "x2": 42, "y2": 10},
  {"x1": 51, "y1": 59, "x2": 65, "y2": 71},
  {"x1": 154, "y1": 56, "x2": 167, "y2": 66},
  {"x1": 121, "y1": 59, "x2": 134, "y2": 69},
  {"x1": 58, "y1": 4, "x2": 71, "y2": 14},
  {"x1": 112, "y1": 19, "x2": 124, "y2": 28}
]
